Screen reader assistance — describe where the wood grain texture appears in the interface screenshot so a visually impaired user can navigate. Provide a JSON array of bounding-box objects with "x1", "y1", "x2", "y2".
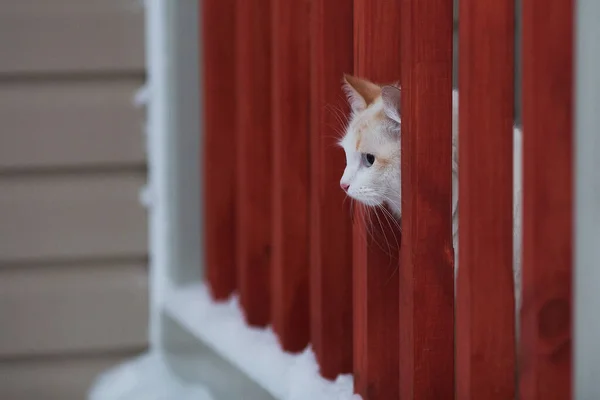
[
  {"x1": 271, "y1": 0, "x2": 312, "y2": 352},
  {"x1": 353, "y1": 1, "x2": 402, "y2": 398},
  {"x1": 309, "y1": 0, "x2": 354, "y2": 379},
  {"x1": 456, "y1": 0, "x2": 516, "y2": 398},
  {"x1": 521, "y1": 0, "x2": 573, "y2": 398},
  {"x1": 202, "y1": 0, "x2": 237, "y2": 300},
  {"x1": 399, "y1": 0, "x2": 454, "y2": 398},
  {"x1": 235, "y1": 0, "x2": 272, "y2": 327}
]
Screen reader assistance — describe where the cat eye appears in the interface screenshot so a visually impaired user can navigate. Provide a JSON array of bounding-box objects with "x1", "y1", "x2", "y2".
[{"x1": 362, "y1": 153, "x2": 375, "y2": 167}]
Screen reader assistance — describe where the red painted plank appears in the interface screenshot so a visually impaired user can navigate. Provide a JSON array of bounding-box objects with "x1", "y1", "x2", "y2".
[
  {"x1": 201, "y1": 0, "x2": 237, "y2": 300},
  {"x1": 271, "y1": 0, "x2": 311, "y2": 352},
  {"x1": 352, "y1": 1, "x2": 402, "y2": 398},
  {"x1": 520, "y1": 0, "x2": 573, "y2": 398},
  {"x1": 456, "y1": 0, "x2": 516, "y2": 398},
  {"x1": 309, "y1": 0, "x2": 354, "y2": 379},
  {"x1": 352, "y1": 205, "x2": 401, "y2": 399},
  {"x1": 235, "y1": 0, "x2": 272, "y2": 327},
  {"x1": 399, "y1": 0, "x2": 454, "y2": 398}
]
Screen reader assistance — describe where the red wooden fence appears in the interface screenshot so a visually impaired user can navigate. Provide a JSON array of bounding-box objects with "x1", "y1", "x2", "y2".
[
  {"x1": 521, "y1": 0, "x2": 573, "y2": 398},
  {"x1": 201, "y1": 0, "x2": 575, "y2": 398},
  {"x1": 309, "y1": 0, "x2": 354, "y2": 379},
  {"x1": 456, "y1": 0, "x2": 516, "y2": 398},
  {"x1": 399, "y1": 0, "x2": 455, "y2": 398},
  {"x1": 202, "y1": 0, "x2": 237, "y2": 300},
  {"x1": 271, "y1": 0, "x2": 312, "y2": 353},
  {"x1": 235, "y1": 0, "x2": 272, "y2": 327},
  {"x1": 352, "y1": 2, "x2": 402, "y2": 398}
]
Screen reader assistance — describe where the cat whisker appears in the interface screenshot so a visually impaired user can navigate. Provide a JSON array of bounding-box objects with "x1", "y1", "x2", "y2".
[
  {"x1": 360, "y1": 205, "x2": 375, "y2": 246},
  {"x1": 324, "y1": 104, "x2": 350, "y2": 134},
  {"x1": 377, "y1": 205, "x2": 401, "y2": 285},
  {"x1": 373, "y1": 206, "x2": 395, "y2": 264},
  {"x1": 379, "y1": 207, "x2": 402, "y2": 284},
  {"x1": 379, "y1": 204, "x2": 402, "y2": 234},
  {"x1": 357, "y1": 206, "x2": 397, "y2": 260}
]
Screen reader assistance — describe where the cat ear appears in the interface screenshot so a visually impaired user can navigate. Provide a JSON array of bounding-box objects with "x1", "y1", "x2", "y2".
[
  {"x1": 381, "y1": 85, "x2": 401, "y2": 123},
  {"x1": 342, "y1": 74, "x2": 381, "y2": 113}
]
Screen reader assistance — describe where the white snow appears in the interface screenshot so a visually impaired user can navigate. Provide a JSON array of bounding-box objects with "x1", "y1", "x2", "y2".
[
  {"x1": 164, "y1": 283, "x2": 362, "y2": 400},
  {"x1": 133, "y1": 84, "x2": 150, "y2": 108},
  {"x1": 88, "y1": 351, "x2": 215, "y2": 400}
]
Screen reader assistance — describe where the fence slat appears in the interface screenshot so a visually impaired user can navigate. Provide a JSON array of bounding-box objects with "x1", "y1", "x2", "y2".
[
  {"x1": 271, "y1": 0, "x2": 311, "y2": 352},
  {"x1": 235, "y1": 0, "x2": 272, "y2": 326},
  {"x1": 309, "y1": 0, "x2": 354, "y2": 379},
  {"x1": 399, "y1": 0, "x2": 455, "y2": 398},
  {"x1": 521, "y1": 0, "x2": 573, "y2": 398},
  {"x1": 456, "y1": 0, "x2": 516, "y2": 398},
  {"x1": 352, "y1": 1, "x2": 402, "y2": 398},
  {"x1": 202, "y1": 0, "x2": 237, "y2": 300}
]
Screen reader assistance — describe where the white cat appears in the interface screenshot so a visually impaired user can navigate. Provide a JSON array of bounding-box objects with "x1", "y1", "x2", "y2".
[{"x1": 339, "y1": 74, "x2": 522, "y2": 309}]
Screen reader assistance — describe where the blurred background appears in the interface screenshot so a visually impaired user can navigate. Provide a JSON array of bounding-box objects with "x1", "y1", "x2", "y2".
[{"x1": 0, "y1": 1, "x2": 148, "y2": 398}]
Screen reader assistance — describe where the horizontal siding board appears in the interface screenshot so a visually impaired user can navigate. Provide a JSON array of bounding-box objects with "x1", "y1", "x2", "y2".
[
  {"x1": 0, "y1": 352, "x2": 142, "y2": 400},
  {"x1": 0, "y1": 0, "x2": 144, "y2": 74},
  {"x1": 0, "y1": 262, "x2": 148, "y2": 356},
  {"x1": 0, "y1": 172, "x2": 147, "y2": 261},
  {"x1": 0, "y1": 79, "x2": 145, "y2": 169}
]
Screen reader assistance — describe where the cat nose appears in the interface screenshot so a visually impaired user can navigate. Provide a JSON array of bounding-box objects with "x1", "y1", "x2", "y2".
[{"x1": 340, "y1": 182, "x2": 350, "y2": 192}]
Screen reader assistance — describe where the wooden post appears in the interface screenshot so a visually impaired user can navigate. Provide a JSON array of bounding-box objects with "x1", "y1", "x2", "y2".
[
  {"x1": 235, "y1": 0, "x2": 272, "y2": 326},
  {"x1": 309, "y1": 0, "x2": 354, "y2": 379},
  {"x1": 271, "y1": 0, "x2": 312, "y2": 352},
  {"x1": 201, "y1": 0, "x2": 237, "y2": 300},
  {"x1": 352, "y1": 1, "x2": 402, "y2": 398},
  {"x1": 399, "y1": 0, "x2": 455, "y2": 398},
  {"x1": 456, "y1": 0, "x2": 516, "y2": 398},
  {"x1": 573, "y1": 0, "x2": 600, "y2": 397},
  {"x1": 521, "y1": 0, "x2": 573, "y2": 398}
]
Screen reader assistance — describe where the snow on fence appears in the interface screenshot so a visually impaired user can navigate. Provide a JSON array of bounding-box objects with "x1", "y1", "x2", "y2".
[{"x1": 201, "y1": 0, "x2": 573, "y2": 399}]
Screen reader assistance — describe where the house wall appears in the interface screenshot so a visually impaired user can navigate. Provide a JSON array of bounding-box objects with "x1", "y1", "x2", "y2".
[{"x1": 0, "y1": 2, "x2": 148, "y2": 399}]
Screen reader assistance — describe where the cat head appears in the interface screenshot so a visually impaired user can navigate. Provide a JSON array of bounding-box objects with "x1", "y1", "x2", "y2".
[{"x1": 339, "y1": 74, "x2": 402, "y2": 216}]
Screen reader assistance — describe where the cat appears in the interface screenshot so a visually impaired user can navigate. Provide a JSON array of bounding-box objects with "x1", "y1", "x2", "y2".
[{"x1": 339, "y1": 74, "x2": 522, "y2": 310}]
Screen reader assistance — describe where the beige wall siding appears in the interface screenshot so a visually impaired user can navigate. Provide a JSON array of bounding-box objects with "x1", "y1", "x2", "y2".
[
  {"x1": 0, "y1": 1, "x2": 148, "y2": 399},
  {"x1": 0, "y1": 262, "x2": 148, "y2": 356},
  {"x1": 0, "y1": 79, "x2": 146, "y2": 169},
  {"x1": 0, "y1": 172, "x2": 147, "y2": 261},
  {"x1": 0, "y1": 0, "x2": 145, "y2": 74}
]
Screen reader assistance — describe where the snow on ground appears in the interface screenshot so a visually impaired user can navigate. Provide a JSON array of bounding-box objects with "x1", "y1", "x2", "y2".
[
  {"x1": 88, "y1": 351, "x2": 215, "y2": 400},
  {"x1": 164, "y1": 283, "x2": 361, "y2": 400}
]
